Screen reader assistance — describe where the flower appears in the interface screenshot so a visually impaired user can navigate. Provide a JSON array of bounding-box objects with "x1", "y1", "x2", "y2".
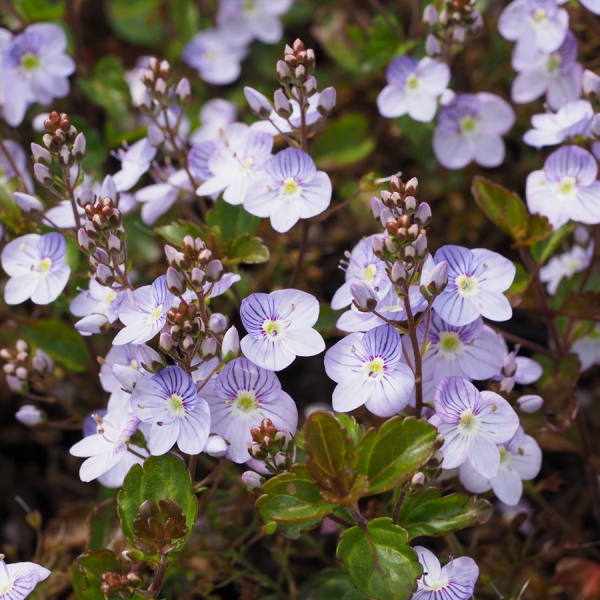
[
  {"x1": 377, "y1": 56, "x2": 450, "y2": 122},
  {"x1": 112, "y1": 276, "x2": 174, "y2": 345},
  {"x1": 190, "y1": 98, "x2": 237, "y2": 145},
  {"x1": 492, "y1": 340, "x2": 543, "y2": 392},
  {"x1": 523, "y1": 100, "x2": 593, "y2": 148},
  {"x1": 1, "y1": 232, "x2": 70, "y2": 305},
  {"x1": 526, "y1": 145, "x2": 600, "y2": 230},
  {"x1": 240, "y1": 289, "x2": 325, "y2": 371},
  {"x1": 244, "y1": 148, "x2": 332, "y2": 232},
  {"x1": 111, "y1": 138, "x2": 157, "y2": 192},
  {"x1": 15, "y1": 405, "x2": 43, "y2": 426},
  {"x1": 511, "y1": 31, "x2": 583, "y2": 110},
  {"x1": 0, "y1": 556, "x2": 51, "y2": 599},
  {"x1": 540, "y1": 243, "x2": 594, "y2": 294},
  {"x1": 250, "y1": 91, "x2": 323, "y2": 136},
  {"x1": 430, "y1": 377, "x2": 520, "y2": 478},
  {"x1": 581, "y1": 0, "x2": 600, "y2": 14},
  {"x1": 99, "y1": 343, "x2": 149, "y2": 392},
  {"x1": 70, "y1": 278, "x2": 126, "y2": 334},
  {"x1": 498, "y1": 0, "x2": 569, "y2": 54},
  {"x1": 571, "y1": 324, "x2": 600, "y2": 371},
  {"x1": 425, "y1": 246, "x2": 515, "y2": 327},
  {"x1": 518, "y1": 394, "x2": 544, "y2": 413},
  {"x1": 412, "y1": 546, "x2": 479, "y2": 600},
  {"x1": 459, "y1": 426, "x2": 542, "y2": 505},
  {"x1": 130, "y1": 365, "x2": 211, "y2": 455},
  {"x1": 202, "y1": 357, "x2": 298, "y2": 462},
  {"x1": 433, "y1": 93, "x2": 515, "y2": 169},
  {"x1": 324, "y1": 324, "x2": 415, "y2": 417},
  {"x1": 0, "y1": 23, "x2": 75, "y2": 126}
]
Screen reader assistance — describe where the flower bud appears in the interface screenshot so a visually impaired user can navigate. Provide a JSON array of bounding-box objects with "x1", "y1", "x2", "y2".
[
  {"x1": 16, "y1": 367, "x2": 28, "y2": 380},
  {"x1": 390, "y1": 262, "x2": 408, "y2": 284},
  {"x1": 15, "y1": 341, "x2": 28, "y2": 354},
  {"x1": 95, "y1": 264, "x2": 116, "y2": 287},
  {"x1": 112, "y1": 365, "x2": 143, "y2": 392},
  {"x1": 73, "y1": 132, "x2": 86, "y2": 161},
  {"x1": 58, "y1": 145, "x2": 74, "y2": 167},
  {"x1": 209, "y1": 313, "x2": 228, "y2": 334},
  {"x1": 403, "y1": 245, "x2": 416, "y2": 263},
  {"x1": 32, "y1": 349, "x2": 53, "y2": 374},
  {"x1": 147, "y1": 124, "x2": 165, "y2": 147},
  {"x1": 499, "y1": 376, "x2": 515, "y2": 394},
  {"x1": 190, "y1": 267, "x2": 206, "y2": 289},
  {"x1": 425, "y1": 33, "x2": 442, "y2": 57},
  {"x1": 200, "y1": 337, "x2": 218, "y2": 359},
  {"x1": 517, "y1": 394, "x2": 544, "y2": 413},
  {"x1": 154, "y1": 77, "x2": 167, "y2": 96},
  {"x1": 175, "y1": 77, "x2": 191, "y2": 104},
  {"x1": 423, "y1": 4, "x2": 438, "y2": 25},
  {"x1": 371, "y1": 235, "x2": 384, "y2": 255},
  {"x1": 274, "y1": 89, "x2": 292, "y2": 119},
  {"x1": 166, "y1": 267, "x2": 186, "y2": 296},
  {"x1": 277, "y1": 60, "x2": 293, "y2": 84},
  {"x1": 15, "y1": 405, "x2": 44, "y2": 427},
  {"x1": 413, "y1": 233, "x2": 428, "y2": 257},
  {"x1": 414, "y1": 202, "x2": 432, "y2": 228},
  {"x1": 164, "y1": 245, "x2": 190, "y2": 269},
  {"x1": 274, "y1": 431, "x2": 293, "y2": 452},
  {"x1": 31, "y1": 143, "x2": 51, "y2": 164},
  {"x1": 574, "y1": 225, "x2": 590, "y2": 246},
  {"x1": 138, "y1": 344, "x2": 165, "y2": 373},
  {"x1": 583, "y1": 69, "x2": 600, "y2": 97},
  {"x1": 139, "y1": 89, "x2": 153, "y2": 110},
  {"x1": 222, "y1": 326, "x2": 240, "y2": 362},
  {"x1": 294, "y1": 64, "x2": 306, "y2": 81},
  {"x1": 3, "y1": 364, "x2": 14, "y2": 374},
  {"x1": 33, "y1": 163, "x2": 54, "y2": 187},
  {"x1": 181, "y1": 335, "x2": 195, "y2": 352},
  {"x1": 244, "y1": 86, "x2": 272, "y2": 118},
  {"x1": 452, "y1": 25, "x2": 466, "y2": 43},
  {"x1": 303, "y1": 75, "x2": 317, "y2": 96},
  {"x1": 159, "y1": 332, "x2": 176, "y2": 353},
  {"x1": 107, "y1": 234, "x2": 123, "y2": 255},
  {"x1": 13, "y1": 192, "x2": 43, "y2": 213},
  {"x1": 421, "y1": 260, "x2": 448, "y2": 299},
  {"x1": 204, "y1": 435, "x2": 228, "y2": 457},
  {"x1": 350, "y1": 282, "x2": 378, "y2": 312},
  {"x1": 317, "y1": 87, "x2": 336, "y2": 116},
  {"x1": 74, "y1": 314, "x2": 111, "y2": 336},
  {"x1": 411, "y1": 472, "x2": 425, "y2": 487},
  {"x1": 241, "y1": 470, "x2": 265, "y2": 491},
  {"x1": 404, "y1": 196, "x2": 417, "y2": 214},
  {"x1": 503, "y1": 351, "x2": 517, "y2": 377},
  {"x1": 206, "y1": 260, "x2": 224, "y2": 282}
]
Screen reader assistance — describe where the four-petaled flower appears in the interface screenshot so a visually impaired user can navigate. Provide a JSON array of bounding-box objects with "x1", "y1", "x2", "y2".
[{"x1": 0, "y1": 556, "x2": 51, "y2": 600}]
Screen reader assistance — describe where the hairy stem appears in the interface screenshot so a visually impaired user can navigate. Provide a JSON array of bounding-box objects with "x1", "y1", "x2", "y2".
[{"x1": 403, "y1": 290, "x2": 423, "y2": 418}]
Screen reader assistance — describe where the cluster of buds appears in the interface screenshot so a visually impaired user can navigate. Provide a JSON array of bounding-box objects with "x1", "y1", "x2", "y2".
[
  {"x1": 162, "y1": 299, "x2": 207, "y2": 357},
  {"x1": 1, "y1": 341, "x2": 54, "y2": 396},
  {"x1": 78, "y1": 197, "x2": 129, "y2": 289},
  {"x1": 31, "y1": 110, "x2": 86, "y2": 188},
  {"x1": 100, "y1": 570, "x2": 142, "y2": 598},
  {"x1": 248, "y1": 418, "x2": 293, "y2": 473}
]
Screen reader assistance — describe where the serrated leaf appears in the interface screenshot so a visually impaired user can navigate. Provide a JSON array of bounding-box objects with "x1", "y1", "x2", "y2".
[
  {"x1": 355, "y1": 417, "x2": 437, "y2": 495},
  {"x1": 397, "y1": 489, "x2": 493, "y2": 539},
  {"x1": 72, "y1": 549, "x2": 119, "y2": 600},
  {"x1": 226, "y1": 233, "x2": 270, "y2": 265},
  {"x1": 337, "y1": 517, "x2": 422, "y2": 600},
  {"x1": 206, "y1": 197, "x2": 260, "y2": 241},
  {"x1": 334, "y1": 414, "x2": 365, "y2": 446}
]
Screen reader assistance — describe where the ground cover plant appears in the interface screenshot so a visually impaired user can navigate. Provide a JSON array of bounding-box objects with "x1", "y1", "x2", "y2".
[{"x1": 2, "y1": 0, "x2": 600, "y2": 598}]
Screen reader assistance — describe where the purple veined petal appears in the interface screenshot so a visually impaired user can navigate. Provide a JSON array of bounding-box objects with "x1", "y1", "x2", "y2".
[
  {"x1": 98, "y1": 448, "x2": 145, "y2": 488},
  {"x1": 535, "y1": 7, "x2": 569, "y2": 53},
  {"x1": 511, "y1": 68, "x2": 548, "y2": 104},
  {"x1": 5, "y1": 560, "x2": 51, "y2": 589},
  {"x1": 433, "y1": 290, "x2": 481, "y2": 327},
  {"x1": 269, "y1": 198, "x2": 302, "y2": 233},
  {"x1": 413, "y1": 546, "x2": 442, "y2": 581},
  {"x1": 472, "y1": 134, "x2": 505, "y2": 168},
  {"x1": 364, "y1": 365, "x2": 414, "y2": 417},
  {"x1": 177, "y1": 399, "x2": 210, "y2": 454},
  {"x1": 332, "y1": 373, "x2": 376, "y2": 412},
  {"x1": 295, "y1": 171, "x2": 332, "y2": 219},
  {"x1": 1, "y1": 233, "x2": 40, "y2": 276},
  {"x1": 282, "y1": 327, "x2": 326, "y2": 357},
  {"x1": 31, "y1": 263, "x2": 70, "y2": 305},
  {"x1": 324, "y1": 332, "x2": 365, "y2": 382},
  {"x1": 37, "y1": 231, "x2": 66, "y2": 261},
  {"x1": 492, "y1": 464, "x2": 524, "y2": 506},
  {"x1": 498, "y1": 0, "x2": 529, "y2": 41},
  {"x1": 385, "y1": 56, "x2": 419, "y2": 84},
  {"x1": 434, "y1": 376, "x2": 480, "y2": 422},
  {"x1": 478, "y1": 391, "x2": 520, "y2": 443},
  {"x1": 435, "y1": 421, "x2": 469, "y2": 469},
  {"x1": 417, "y1": 57, "x2": 451, "y2": 95},
  {"x1": 205, "y1": 272, "x2": 242, "y2": 298},
  {"x1": 240, "y1": 292, "x2": 275, "y2": 336},
  {"x1": 272, "y1": 288, "x2": 320, "y2": 328},
  {"x1": 362, "y1": 325, "x2": 402, "y2": 367},
  {"x1": 439, "y1": 555, "x2": 479, "y2": 589},
  {"x1": 461, "y1": 326, "x2": 506, "y2": 380},
  {"x1": 505, "y1": 428, "x2": 543, "y2": 479},
  {"x1": 261, "y1": 389, "x2": 298, "y2": 435},
  {"x1": 514, "y1": 357, "x2": 542, "y2": 384},
  {"x1": 459, "y1": 460, "x2": 492, "y2": 494},
  {"x1": 188, "y1": 140, "x2": 217, "y2": 181},
  {"x1": 478, "y1": 93, "x2": 515, "y2": 135},
  {"x1": 435, "y1": 245, "x2": 474, "y2": 278},
  {"x1": 473, "y1": 289, "x2": 513, "y2": 323},
  {"x1": 240, "y1": 334, "x2": 295, "y2": 371},
  {"x1": 525, "y1": 169, "x2": 568, "y2": 230},
  {"x1": 217, "y1": 358, "x2": 282, "y2": 403},
  {"x1": 336, "y1": 307, "x2": 382, "y2": 332},
  {"x1": 546, "y1": 67, "x2": 583, "y2": 111},
  {"x1": 471, "y1": 249, "x2": 516, "y2": 292},
  {"x1": 570, "y1": 182, "x2": 600, "y2": 225},
  {"x1": 377, "y1": 85, "x2": 409, "y2": 118},
  {"x1": 406, "y1": 93, "x2": 438, "y2": 123},
  {"x1": 243, "y1": 177, "x2": 278, "y2": 218},
  {"x1": 80, "y1": 451, "x2": 125, "y2": 482},
  {"x1": 148, "y1": 420, "x2": 180, "y2": 455},
  {"x1": 467, "y1": 432, "x2": 500, "y2": 479},
  {"x1": 433, "y1": 129, "x2": 474, "y2": 169},
  {"x1": 4, "y1": 274, "x2": 40, "y2": 305},
  {"x1": 545, "y1": 145, "x2": 598, "y2": 185},
  {"x1": 266, "y1": 148, "x2": 317, "y2": 184}
]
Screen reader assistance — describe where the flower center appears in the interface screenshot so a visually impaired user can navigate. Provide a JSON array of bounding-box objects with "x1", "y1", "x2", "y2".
[
  {"x1": 404, "y1": 73, "x2": 420, "y2": 93},
  {"x1": 281, "y1": 177, "x2": 300, "y2": 197},
  {"x1": 459, "y1": 409, "x2": 478, "y2": 432},
  {"x1": 531, "y1": 7, "x2": 546, "y2": 25},
  {"x1": 129, "y1": 359, "x2": 138, "y2": 370},
  {"x1": 455, "y1": 274, "x2": 477, "y2": 296},
  {"x1": 437, "y1": 332, "x2": 463, "y2": 355},
  {"x1": 20, "y1": 51, "x2": 39, "y2": 72},
  {"x1": 423, "y1": 578, "x2": 450, "y2": 592},
  {"x1": 262, "y1": 319, "x2": 284, "y2": 338},
  {"x1": 147, "y1": 304, "x2": 164, "y2": 324},
  {"x1": 363, "y1": 357, "x2": 385, "y2": 380},
  {"x1": 555, "y1": 176, "x2": 577, "y2": 198},
  {"x1": 0, "y1": 579, "x2": 13, "y2": 595},
  {"x1": 35, "y1": 257, "x2": 53, "y2": 274},
  {"x1": 103, "y1": 289, "x2": 117, "y2": 308},
  {"x1": 361, "y1": 263, "x2": 378, "y2": 282},
  {"x1": 460, "y1": 115, "x2": 479, "y2": 136},
  {"x1": 166, "y1": 393, "x2": 185, "y2": 417},
  {"x1": 499, "y1": 446, "x2": 511, "y2": 465},
  {"x1": 241, "y1": 156, "x2": 254, "y2": 171},
  {"x1": 546, "y1": 53, "x2": 561, "y2": 74},
  {"x1": 235, "y1": 391, "x2": 259, "y2": 412}
]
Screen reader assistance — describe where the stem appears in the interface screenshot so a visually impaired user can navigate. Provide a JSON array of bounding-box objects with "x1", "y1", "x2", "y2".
[
  {"x1": 371, "y1": 309, "x2": 409, "y2": 333},
  {"x1": 403, "y1": 290, "x2": 423, "y2": 418},
  {"x1": 63, "y1": 167, "x2": 82, "y2": 230},
  {"x1": 392, "y1": 483, "x2": 409, "y2": 524},
  {"x1": 146, "y1": 553, "x2": 169, "y2": 596},
  {"x1": 328, "y1": 514, "x2": 354, "y2": 528},
  {"x1": 289, "y1": 221, "x2": 310, "y2": 288},
  {"x1": 346, "y1": 504, "x2": 368, "y2": 528},
  {"x1": 0, "y1": 135, "x2": 28, "y2": 192},
  {"x1": 188, "y1": 453, "x2": 198, "y2": 478},
  {"x1": 409, "y1": 0, "x2": 423, "y2": 38}
]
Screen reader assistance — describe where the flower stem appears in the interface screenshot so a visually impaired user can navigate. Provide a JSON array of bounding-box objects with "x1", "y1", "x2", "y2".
[{"x1": 403, "y1": 290, "x2": 423, "y2": 418}]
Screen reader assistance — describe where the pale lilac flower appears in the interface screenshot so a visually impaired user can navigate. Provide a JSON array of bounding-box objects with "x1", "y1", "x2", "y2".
[
  {"x1": 250, "y1": 91, "x2": 322, "y2": 136},
  {"x1": 425, "y1": 246, "x2": 515, "y2": 327},
  {"x1": 182, "y1": 29, "x2": 247, "y2": 85},
  {"x1": 583, "y1": 68, "x2": 600, "y2": 95},
  {"x1": 244, "y1": 148, "x2": 332, "y2": 232},
  {"x1": 130, "y1": 366, "x2": 211, "y2": 455},
  {"x1": 13, "y1": 192, "x2": 43, "y2": 213},
  {"x1": 240, "y1": 289, "x2": 325, "y2": 371},
  {"x1": 1, "y1": 141, "x2": 33, "y2": 191},
  {"x1": 324, "y1": 324, "x2": 414, "y2": 417},
  {"x1": 111, "y1": 138, "x2": 156, "y2": 192},
  {"x1": 492, "y1": 339, "x2": 543, "y2": 392},
  {"x1": 70, "y1": 410, "x2": 147, "y2": 484},
  {"x1": 0, "y1": 557, "x2": 51, "y2": 599},
  {"x1": 189, "y1": 98, "x2": 237, "y2": 145},
  {"x1": 124, "y1": 56, "x2": 150, "y2": 107},
  {"x1": 511, "y1": 31, "x2": 582, "y2": 110},
  {"x1": 377, "y1": 56, "x2": 450, "y2": 122},
  {"x1": 113, "y1": 276, "x2": 174, "y2": 345},
  {"x1": 571, "y1": 324, "x2": 600, "y2": 371},
  {"x1": 430, "y1": 377, "x2": 519, "y2": 478},
  {"x1": 15, "y1": 405, "x2": 43, "y2": 426},
  {"x1": 459, "y1": 426, "x2": 542, "y2": 506},
  {"x1": 413, "y1": 546, "x2": 479, "y2": 600},
  {"x1": 0, "y1": 23, "x2": 75, "y2": 126},
  {"x1": 202, "y1": 357, "x2": 297, "y2": 462},
  {"x1": 70, "y1": 278, "x2": 126, "y2": 334},
  {"x1": 498, "y1": 0, "x2": 569, "y2": 54},
  {"x1": 433, "y1": 93, "x2": 515, "y2": 169},
  {"x1": 99, "y1": 343, "x2": 148, "y2": 392},
  {"x1": 540, "y1": 243, "x2": 594, "y2": 294},
  {"x1": 526, "y1": 145, "x2": 600, "y2": 230},
  {"x1": 518, "y1": 394, "x2": 544, "y2": 413},
  {"x1": 217, "y1": 0, "x2": 293, "y2": 45},
  {"x1": 331, "y1": 236, "x2": 391, "y2": 310},
  {"x1": 581, "y1": 0, "x2": 600, "y2": 14},
  {"x1": 196, "y1": 123, "x2": 273, "y2": 205},
  {"x1": 523, "y1": 100, "x2": 593, "y2": 147},
  {"x1": 1, "y1": 232, "x2": 70, "y2": 305}
]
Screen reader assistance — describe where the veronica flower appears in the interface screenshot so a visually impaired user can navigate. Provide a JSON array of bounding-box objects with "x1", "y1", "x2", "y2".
[
  {"x1": 113, "y1": 276, "x2": 174, "y2": 345},
  {"x1": 182, "y1": 29, "x2": 248, "y2": 85},
  {"x1": 202, "y1": 357, "x2": 297, "y2": 462},
  {"x1": 244, "y1": 148, "x2": 332, "y2": 233},
  {"x1": 377, "y1": 56, "x2": 450, "y2": 122},
  {"x1": 433, "y1": 93, "x2": 515, "y2": 169},
  {"x1": 523, "y1": 100, "x2": 593, "y2": 148},
  {"x1": 190, "y1": 98, "x2": 237, "y2": 145},
  {"x1": 130, "y1": 366, "x2": 211, "y2": 455},
  {"x1": 1, "y1": 232, "x2": 70, "y2": 305},
  {"x1": 413, "y1": 547, "x2": 479, "y2": 600},
  {"x1": 196, "y1": 123, "x2": 273, "y2": 205},
  {"x1": 511, "y1": 31, "x2": 582, "y2": 110},
  {"x1": 459, "y1": 426, "x2": 542, "y2": 506},
  {"x1": 0, "y1": 23, "x2": 75, "y2": 126},
  {"x1": 424, "y1": 246, "x2": 515, "y2": 327},
  {"x1": 492, "y1": 339, "x2": 543, "y2": 392},
  {"x1": 498, "y1": 0, "x2": 568, "y2": 54},
  {"x1": 526, "y1": 145, "x2": 600, "y2": 230},
  {"x1": 99, "y1": 343, "x2": 150, "y2": 392},
  {"x1": 581, "y1": 0, "x2": 600, "y2": 14},
  {"x1": 331, "y1": 236, "x2": 391, "y2": 310},
  {"x1": 240, "y1": 289, "x2": 325, "y2": 371},
  {"x1": 250, "y1": 91, "x2": 322, "y2": 136},
  {"x1": 111, "y1": 138, "x2": 156, "y2": 192},
  {"x1": 571, "y1": 324, "x2": 600, "y2": 371},
  {"x1": 70, "y1": 278, "x2": 126, "y2": 335},
  {"x1": 540, "y1": 243, "x2": 594, "y2": 294},
  {"x1": 430, "y1": 377, "x2": 520, "y2": 478},
  {"x1": 324, "y1": 324, "x2": 414, "y2": 417},
  {"x1": 0, "y1": 557, "x2": 51, "y2": 599}
]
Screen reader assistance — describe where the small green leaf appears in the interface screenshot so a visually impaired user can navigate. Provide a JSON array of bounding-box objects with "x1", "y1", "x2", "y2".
[
  {"x1": 169, "y1": 0, "x2": 201, "y2": 44},
  {"x1": 108, "y1": 0, "x2": 164, "y2": 46},
  {"x1": 355, "y1": 417, "x2": 437, "y2": 495},
  {"x1": 14, "y1": 0, "x2": 66, "y2": 20},
  {"x1": 334, "y1": 414, "x2": 365, "y2": 446},
  {"x1": 397, "y1": 489, "x2": 493, "y2": 539},
  {"x1": 531, "y1": 223, "x2": 576, "y2": 264},
  {"x1": 88, "y1": 499, "x2": 121, "y2": 551},
  {"x1": 21, "y1": 318, "x2": 90, "y2": 372},
  {"x1": 155, "y1": 219, "x2": 204, "y2": 246},
  {"x1": 206, "y1": 197, "x2": 260, "y2": 241},
  {"x1": 72, "y1": 549, "x2": 119, "y2": 600},
  {"x1": 337, "y1": 517, "x2": 422, "y2": 600},
  {"x1": 226, "y1": 233, "x2": 270, "y2": 265},
  {"x1": 299, "y1": 568, "x2": 356, "y2": 600}
]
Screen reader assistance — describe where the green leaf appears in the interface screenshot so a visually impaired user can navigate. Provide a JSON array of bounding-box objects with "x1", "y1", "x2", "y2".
[
  {"x1": 88, "y1": 499, "x2": 120, "y2": 551},
  {"x1": 334, "y1": 414, "x2": 365, "y2": 447},
  {"x1": 256, "y1": 465, "x2": 338, "y2": 539},
  {"x1": 226, "y1": 233, "x2": 270, "y2": 265},
  {"x1": 14, "y1": 0, "x2": 66, "y2": 21},
  {"x1": 299, "y1": 568, "x2": 355, "y2": 600},
  {"x1": 206, "y1": 197, "x2": 260, "y2": 241},
  {"x1": 155, "y1": 219, "x2": 204, "y2": 246},
  {"x1": 169, "y1": 0, "x2": 201, "y2": 44},
  {"x1": 337, "y1": 517, "x2": 422, "y2": 600},
  {"x1": 361, "y1": 15, "x2": 415, "y2": 73},
  {"x1": 71, "y1": 549, "x2": 119, "y2": 600},
  {"x1": 108, "y1": 0, "x2": 164, "y2": 46},
  {"x1": 117, "y1": 455, "x2": 198, "y2": 556},
  {"x1": 355, "y1": 417, "x2": 437, "y2": 495},
  {"x1": 397, "y1": 489, "x2": 493, "y2": 540},
  {"x1": 21, "y1": 318, "x2": 90, "y2": 372},
  {"x1": 530, "y1": 223, "x2": 576, "y2": 264}
]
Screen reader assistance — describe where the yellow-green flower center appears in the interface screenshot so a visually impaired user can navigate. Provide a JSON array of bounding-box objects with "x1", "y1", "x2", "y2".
[
  {"x1": 36, "y1": 257, "x2": 52, "y2": 273},
  {"x1": 167, "y1": 393, "x2": 185, "y2": 417},
  {"x1": 241, "y1": 156, "x2": 254, "y2": 171},
  {"x1": 405, "y1": 73, "x2": 419, "y2": 92},
  {"x1": 532, "y1": 7, "x2": 546, "y2": 25},
  {"x1": 455, "y1": 274, "x2": 477, "y2": 296},
  {"x1": 20, "y1": 52, "x2": 39, "y2": 72},
  {"x1": 236, "y1": 391, "x2": 258, "y2": 412},
  {"x1": 556, "y1": 176, "x2": 577, "y2": 197},
  {"x1": 438, "y1": 332, "x2": 462, "y2": 354},
  {"x1": 147, "y1": 304, "x2": 164, "y2": 324},
  {"x1": 546, "y1": 54, "x2": 561, "y2": 73},
  {"x1": 499, "y1": 446, "x2": 510, "y2": 464},
  {"x1": 363, "y1": 357, "x2": 385, "y2": 379},
  {"x1": 263, "y1": 319, "x2": 284, "y2": 338},
  {"x1": 460, "y1": 409, "x2": 475, "y2": 430},
  {"x1": 282, "y1": 177, "x2": 299, "y2": 196},
  {"x1": 460, "y1": 115, "x2": 478, "y2": 135},
  {"x1": 361, "y1": 263, "x2": 378, "y2": 282}
]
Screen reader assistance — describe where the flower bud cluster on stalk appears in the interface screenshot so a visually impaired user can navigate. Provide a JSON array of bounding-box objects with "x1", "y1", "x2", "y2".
[
  {"x1": 248, "y1": 418, "x2": 293, "y2": 474},
  {"x1": 0, "y1": 340, "x2": 54, "y2": 396}
]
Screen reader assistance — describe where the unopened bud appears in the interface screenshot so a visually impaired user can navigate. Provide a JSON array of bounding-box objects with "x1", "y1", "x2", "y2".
[
  {"x1": 390, "y1": 262, "x2": 408, "y2": 284},
  {"x1": 33, "y1": 163, "x2": 54, "y2": 187},
  {"x1": 154, "y1": 77, "x2": 167, "y2": 96},
  {"x1": 421, "y1": 260, "x2": 448, "y2": 299},
  {"x1": 277, "y1": 60, "x2": 293, "y2": 84},
  {"x1": 32, "y1": 350, "x2": 53, "y2": 374},
  {"x1": 274, "y1": 89, "x2": 292, "y2": 119},
  {"x1": 413, "y1": 233, "x2": 428, "y2": 257},
  {"x1": 138, "y1": 344, "x2": 165, "y2": 373},
  {"x1": 73, "y1": 133, "x2": 86, "y2": 161},
  {"x1": 31, "y1": 143, "x2": 51, "y2": 164},
  {"x1": 350, "y1": 282, "x2": 378, "y2": 312},
  {"x1": 414, "y1": 202, "x2": 432, "y2": 228},
  {"x1": 175, "y1": 77, "x2": 191, "y2": 104},
  {"x1": 222, "y1": 326, "x2": 240, "y2": 362},
  {"x1": 423, "y1": 4, "x2": 438, "y2": 25},
  {"x1": 181, "y1": 336, "x2": 195, "y2": 352},
  {"x1": 425, "y1": 34, "x2": 442, "y2": 57},
  {"x1": 58, "y1": 145, "x2": 73, "y2": 167},
  {"x1": 147, "y1": 124, "x2": 165, "y2": 147},
  {"x1": 317, "y1": 87, "x2": 336, "y2": 116},
  {"x1": 200, "y1": 337, "x2": 218, "y2": 359},
  {"x1": 15, "y1": 341, "x2": 27, "y2": 354},
  {"x1": 159, "y1": 333, "x2": 176, "y2": 353},
  {"x1": 371, "y1": 235, "x2": 384, "y2": 255},
  {"x1": 15, "y1": 405, "x2": 44, "y2": 427},
  {"x1": 411, "y1": 472, "x2": 425, "y2": 487},
  {"x1": 241, "y1": 470, "x2": 265, "y2": 491},
  {"x1": 294, "y1": 64, "x2": 306, "y2": 81},
  {"x1": 15, "y1": 367, "x2": 28, "y2": 380},
  {"x1": 404, "y1": 196, "x2": 417, "y2": 214},
  {"x1": 206, "y1": 260, "x2": 224, "y2": 282},
  {"x1": 209, "y1": 313, "x2": 228, "y2": 334},
  {"x1": 95, "y1": 264, "x2": 115, "y2": 287},
  {"x1": 164, "y1": 245, "x2": 190, "y2": 269},
  {"x1": 244, "y1": 86, "x2": 272, "y2": 118},
  {"x1": 107, "y1": 234, "x2": 123, "y2": 255},
  {"x1": 303, "y1": 75, "x2": 317, "y2": 96},
  {"x1": 517, "y1": 394, "x2": 544, "y2": 413},
  {"x1": 190, "y1": 267, "x2": 206, "y2": 289}
]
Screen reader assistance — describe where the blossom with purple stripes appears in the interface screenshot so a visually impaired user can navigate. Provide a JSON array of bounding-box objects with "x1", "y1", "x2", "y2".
[
  {"x1": 244, "y1": 148, "x2": 332, "y2": 233},
  {"x1": 70, "y1": 278, "x2": 125, "y2": 336},
  {"x1": 459, "y1": 426, "x2": 542, "y2": 506},
  {"x1": 0, "y1": 557, "x2": 50, "y2": 600},
  {"x1": 113, "y1": 276, "x2": 174, "y2": 345},
  {"x1": 240, "y1": 289, "x2": 325, "y2": 371},
  {"x1": 202, "y1": 357, "x2": 298, "y2": 463},
  {"x1": 377, "y1": 56, "x2": 450, "y2": 122},
  {"x1": 412, "y1": 546, "x2": 479, "y2": 600},
  {"x1": 433, "y1": 93, "x2": 515, "y2": 169},
  {"x1": 111, "y1": 138, "x2": 156, "y2": 192},
  {"x1": 526, "y1": 145, "x2": 600, "y2": 230},
  {"x1": 1, "y1": 232, "x2": 70, "y2": 305},
  {"x1": 130, "y1": 366, "x2": 210, "y2": 455},
  {"x1": 324, "y1": 325, "x2": 414, "y2": 417},
  {"x1": 424, "y1": 246, "x2": 515, "y2": 327},
  {"x1": 430, "y1": 377, "x2": 519, "y2": 478},
  {"x1": 190, "y1": 98, "x2": 237, "y2": 145},
  {"x1": 540, "y1": 242, "x2": 594, "y2": 295}
]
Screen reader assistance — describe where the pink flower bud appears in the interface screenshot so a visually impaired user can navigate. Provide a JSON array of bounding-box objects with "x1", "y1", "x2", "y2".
[
  {"x1": 303, "y1": 75, "x2": 317, "y2": 96},
  {"x1": 34, "y1": 163, "x2": 54, "y2": 186},
  {"x1": 317, "y1": 87, "x2": 336, "y2": 116},
  {"x1": 276, "y1": 60, "x2": 293, "y2": 84},
  {"x1": 415, "y1": 202, "x2": 432, "y2": 227},
  {"x1": 176, "y1": 77, "x2": 191, "y2": 104},
  {"x1": 350, "y1": 282, "x2": 378, "y2": 312},
  {"x1": 31, "y1": 143, "x2": 51, "y2": 164},
  {"x1": 274, "y1": 89, "x2": 292, "y2": 119},
  {"x1": 425, "y1": 34, "x2": 442, "y2": 57},
  {"x1": 423, "y1": 4, "x2": 438, "y2": 25},
  {"x1": 390, "y1": 262, "x2": 408, "y2": 284},
  {"x1": 15, "y1": 405, "x2": 43, "y2": 427},
  {"x1": 166, "y1": 267, "x2": 186, "y2": 296},
  {"x1": 95, "y1": 264, "x2": 115, "y2": 287},
  {"x1": 206, "y1": 260, "x2": 224, "y2": 282},
  {"x1": 73, "y1": 132, "x2": 86, "y2": 161},
  {"x1": 222, "y1": 326, "x2": 240, "y2": 362},
  {"x1": 200, "y1": 337, "x2": 218, "y2": 358},
  {"x1": 244, "y1": 86, "x2": 272, "y2": 118},
  {"x1": 517, "y1": 394, "x2": 544, "y2": 413}
]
